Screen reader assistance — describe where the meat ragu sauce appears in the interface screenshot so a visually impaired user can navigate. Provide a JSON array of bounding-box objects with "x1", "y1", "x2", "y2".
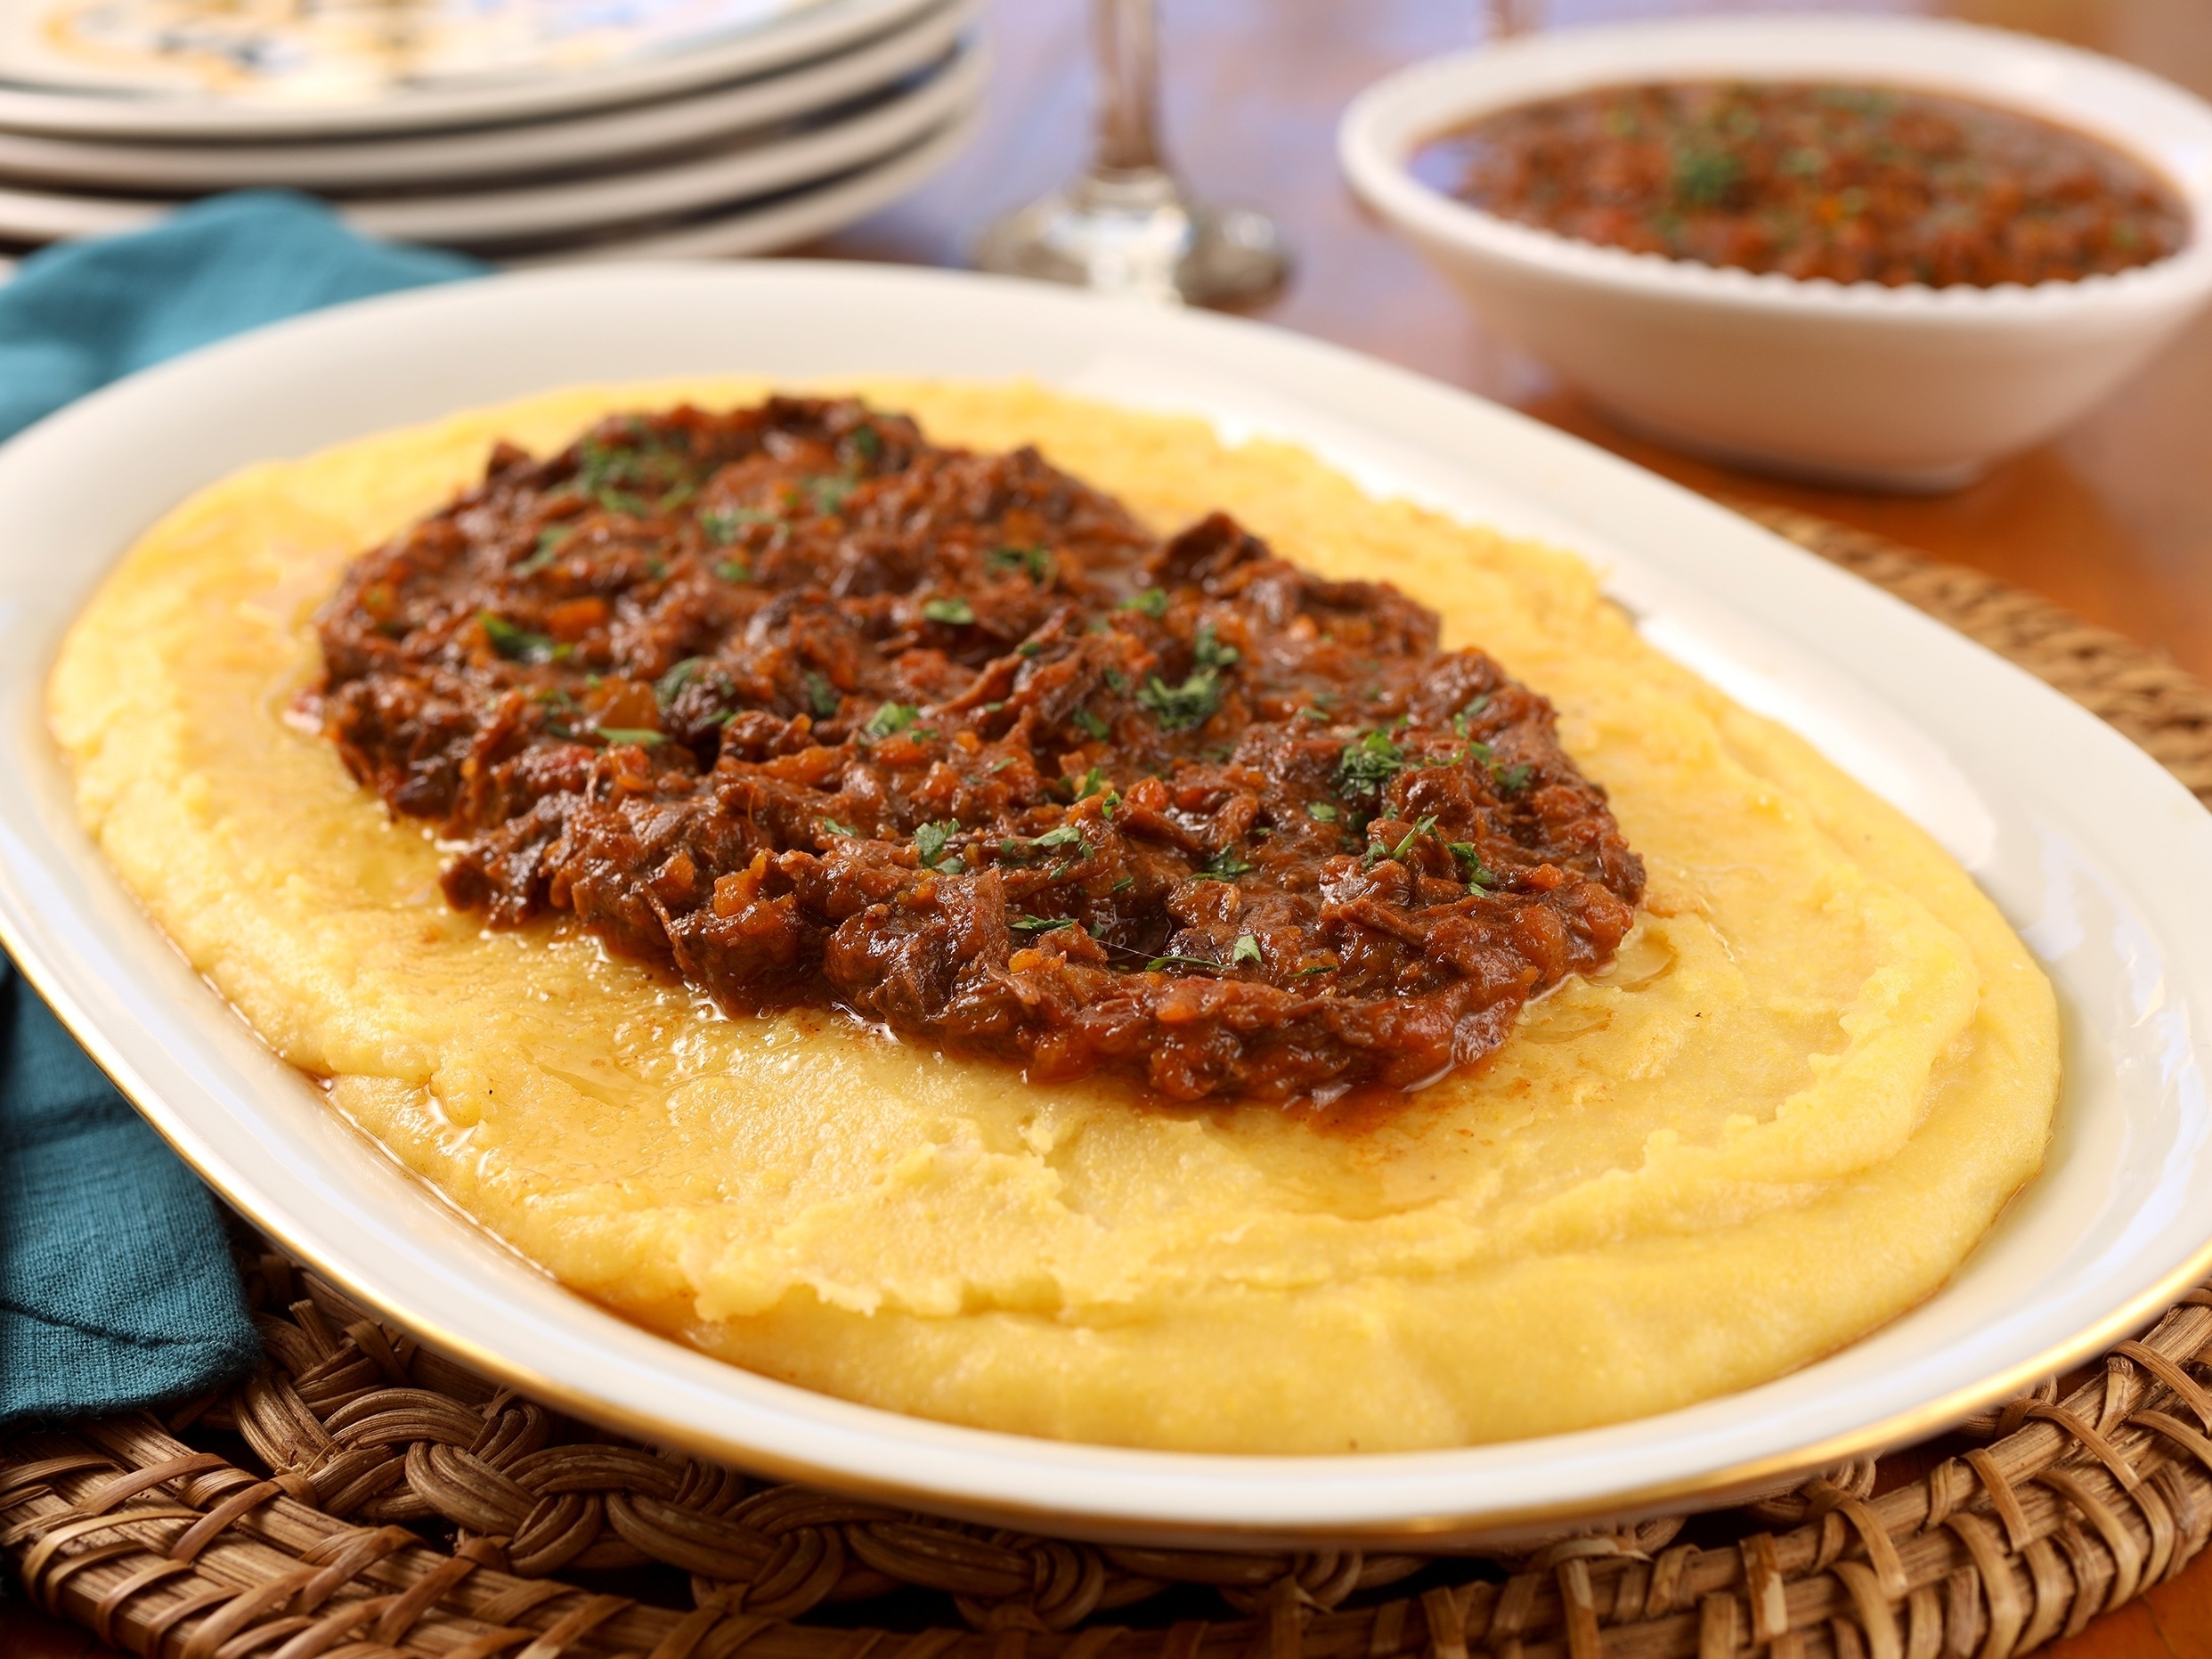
[
  {"x1": 1417, "y1": 82, "x2": 2188, "y2": 289},
  {"x1": 311, "y1": 399, "x2": 1644, "y2": 1103}
]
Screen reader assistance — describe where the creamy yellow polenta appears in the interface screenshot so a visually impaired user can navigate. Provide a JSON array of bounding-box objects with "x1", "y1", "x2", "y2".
[{"x1": 47, "y1": 380, "x2": 2058, "y2": 1452}]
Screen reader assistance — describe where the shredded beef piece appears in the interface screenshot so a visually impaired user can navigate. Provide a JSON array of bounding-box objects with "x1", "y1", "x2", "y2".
[{"x1": 310, "y1": 396, "x2": 1646, "y2": 1102}]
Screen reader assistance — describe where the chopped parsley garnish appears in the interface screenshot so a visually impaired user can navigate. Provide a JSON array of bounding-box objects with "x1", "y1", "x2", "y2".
[
  {"x1": 1103, "y1": 667, "x2": 1129, "y2": 694},
  {"x1": 1011, "y1": 914, "x2": 1076, "y2": 934},
  {"x1": 573, "y1": 429, "x2": 696, "y2": 516},
  {"x1": 1071, "y1": 707, "x2": 1110, "y2": 741},
  {"x1": 1335, "y1": 730, "x2": 1406, "y2": 798},
  {"x1": 1192, "y1": 622, "x2": 1240, "y2": 671},
  {"x1": 701, "y1": 506, "x2": 768, "y2": 544},
  {"x1": 803, "y1": 671, "x2": 840, "y2": 720},
  {"x1": 1017, "y1": 641, "x2": 1042, "y2": 657},
  {"x1": 1451, "y1": 695, "x2": 1492, "y2": 737},
  {"x1": 865, "y1": 702, "x2": 920, "y2": 740},
  {"x1": 1121, "y1": 587, "x2": 1169, "y2": 618},
  {"x1": 1203, "y1": 846, "x2": 1255, "y2": 880},
  {"x1": 713, "y1": 559, "x2": 751, "y2": 583},
  {"x1": 819, "y1": 818, "x2": 857, "y2": 838},
  {"x1": 655, "y1": 657, "x2": 704, "y2": 703},
  {"x1": 806, "y1": 476, "x2": 853, "y2": 516},
  {"x1": 1110, "y1": 875, "x2": 1134, "y2": 891},
  {"x1": 594, "y1": 487, "x2": 652, "y2": 517},
  {"x1": 1231, "y1": 934, "x2": 1263, "y2": 967},
  {"x1": 1389, "y1": 815, "x2": 1440, "y2": 862},
  {"x1": 1069, "y1": 766, "x2": 1110, "y2": 801},
  {"x1": 572, "y1": 436, "x2": 625, "y2": 493},
  {"x1": 533, "y1": 685, "x2": 581, "y2": 736},
  {"x1": 1029, "y1": 824, "x2": 1092, "y2": 857},
  {"x1": 921, "y1": 597, "x2": 975, "y2": 625},
  {"x1": 1495, "y1": 762, "x2": 1534, "y2": 795},
  {"x1": 1451, "y1": 842, "x2": 1497, "y2": 890},
  {"x1": 596, "y1": 727, "x2": 663, "y2": 747},
  {"x1": 1305, "y1": 801, "x2": 1339, "y2": 822},
  {"x1": 1675, "y1": 146, "x2": 1744, "y2": 209},
  {"x1": 913, "y1": 820, "x2": 963, "y2": 871},
  {"x1": 989, "y1": 545, "x2": 1054, "y2": 585},
  {"x1": 1136, "y1": 651, "x2": 1229, "y2": 732},
  {"x1": 480, "y1": 614, "x2": 566, "y2": 664},
  {"x1": 1298, "y1": 706, "x2": 1330, "y2": 722},
  {"x1": 1145, "y1": 954, "x2": 1221, "y2": 973},
  {"x1": 514, "y1": 525, "x2": 572, "y2": 576},
  {"x1": 850, "y1": 425, "x2": 883, "y2": 462}
]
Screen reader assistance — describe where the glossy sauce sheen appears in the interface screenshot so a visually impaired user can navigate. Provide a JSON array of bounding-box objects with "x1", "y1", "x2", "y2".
[
  {"x1": 312, "y1": 398, "x2": 1644, "y2": 1102},
  {"x1": 1417, "y1": 81, "x2": 2189, "y2": 289}
]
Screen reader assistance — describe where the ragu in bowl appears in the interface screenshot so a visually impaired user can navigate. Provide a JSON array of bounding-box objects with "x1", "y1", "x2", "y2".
[
  {"x1": 1339, "y1": 16, "x2": 2212, "y2": 489},
  {"x1": 1414, "y1": 81, "x2": 2189, "y2": 291}
]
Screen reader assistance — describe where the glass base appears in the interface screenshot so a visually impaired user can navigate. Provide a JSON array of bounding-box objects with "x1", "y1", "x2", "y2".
[{"x1": 973, "y1": 166, "x2": 1289, "y2": 307}]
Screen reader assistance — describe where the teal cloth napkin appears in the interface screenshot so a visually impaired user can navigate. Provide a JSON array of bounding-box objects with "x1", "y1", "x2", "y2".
[{"x1": 0, "y1": 191, "x2": 482, "y2": 1427}]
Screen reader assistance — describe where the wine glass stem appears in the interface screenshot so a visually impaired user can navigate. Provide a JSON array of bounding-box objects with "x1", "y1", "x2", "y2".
[
  {"x1": 1094, "y1": 0, "x2": 1164, "y2": 175},
  {"x1": 1488, "y1": 0, "x2": 1542, "y2": 37},
  {"x1": 969, "y1": 0, "x2": 1288, "y2": 305}
]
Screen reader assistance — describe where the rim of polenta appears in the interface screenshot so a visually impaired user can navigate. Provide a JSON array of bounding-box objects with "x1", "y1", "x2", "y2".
[{"x1": 45, "y1": 378, "x2": 2059, "y2": 1454}]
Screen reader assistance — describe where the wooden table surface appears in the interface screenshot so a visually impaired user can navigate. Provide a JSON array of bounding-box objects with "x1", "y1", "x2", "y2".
[{"x1": 12, "y1": 1, "x2": 2212, "y2": 1654}]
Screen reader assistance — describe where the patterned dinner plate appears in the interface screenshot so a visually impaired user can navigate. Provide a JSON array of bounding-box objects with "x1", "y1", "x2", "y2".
[
  {"x1": 0, "y1": 0, "x2": 937, "y2": 139},
  {"x1": 0, "y1": 0, "x2": 974, "y2": 191}
]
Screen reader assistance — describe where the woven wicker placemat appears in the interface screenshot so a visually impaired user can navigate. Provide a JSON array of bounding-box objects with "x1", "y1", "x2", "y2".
[
  {"x1": 1728, "y1": 500, "x2": 2212, "y2": 808},
  {"x1": 8, "y1": 507, "x2": 2212, "y2": 1659}
]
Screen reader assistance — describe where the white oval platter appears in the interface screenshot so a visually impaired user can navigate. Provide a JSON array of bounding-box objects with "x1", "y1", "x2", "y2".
[
  {"x1": 0, "y1": 0, "x2": 978, "y2": 192},
  {"x1": 0, "y1": 264, "x2": 2206, "y2": 1549},
  {"x1": 0, "y1": 0, "x2": 938, "y2": 141}
]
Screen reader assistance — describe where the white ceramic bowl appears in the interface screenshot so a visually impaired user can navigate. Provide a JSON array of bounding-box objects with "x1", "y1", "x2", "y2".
[
  {"x1": 1338, "y1": 16, "x2": 2212, "y2": 491},
  {"x1": 4, "y1": 264, "x2": 2212, "y2": 1548}
]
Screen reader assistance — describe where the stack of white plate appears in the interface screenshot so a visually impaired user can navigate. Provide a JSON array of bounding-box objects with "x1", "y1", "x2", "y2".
[{"x1": 0, "y1": 0, "x2": 984, "y2": 262}]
